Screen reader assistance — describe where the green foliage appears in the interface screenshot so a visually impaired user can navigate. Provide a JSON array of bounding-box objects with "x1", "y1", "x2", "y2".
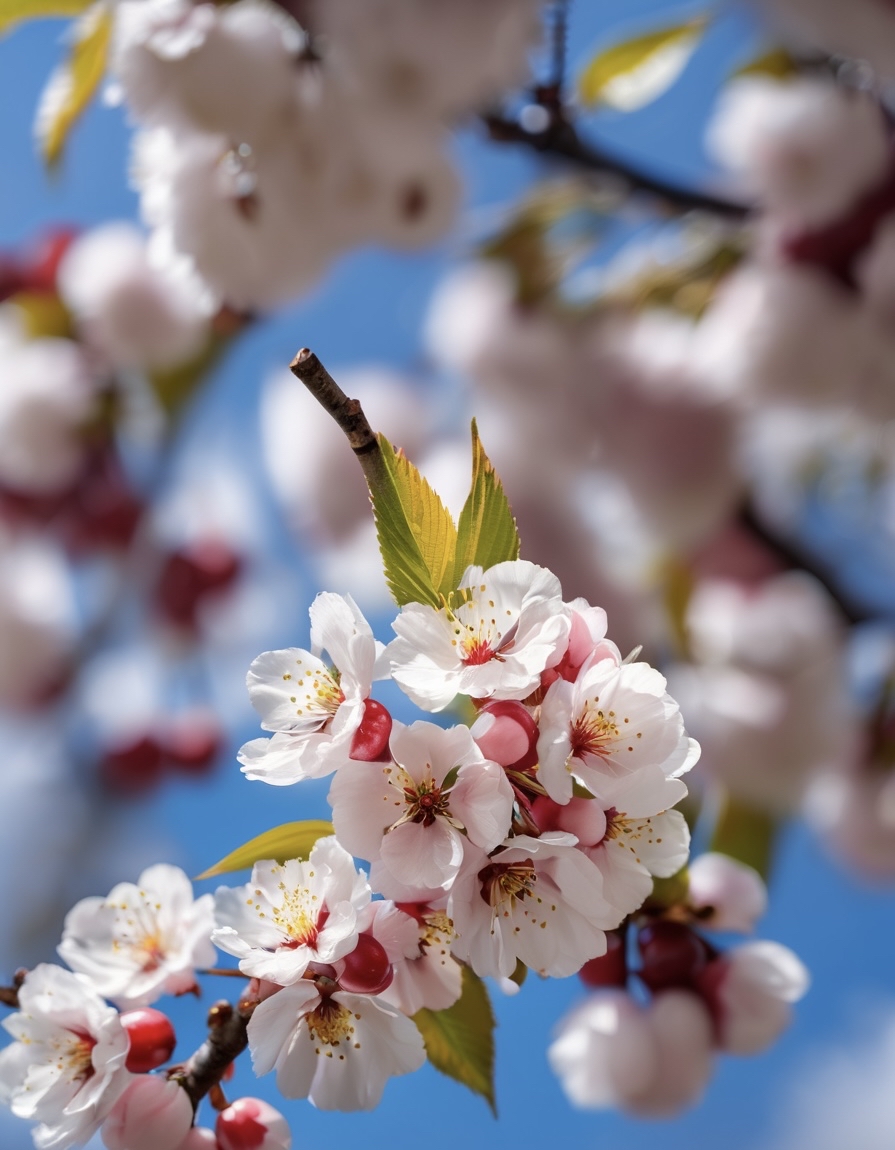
[
  {"x1": 0, "y1": 0, "x2": 91, "y2": 37},
  {"x1": 196, "y1": 820, "x2": 335, "y2": 879},
  {"x1": 710, "y1": 793, "x2": 778, "y2": 881},
  {"x1": 578, "y1": 16, "x2": 709, "y2": 111},
  {"x1": 450, "y1": 420, "x2": 520, "y2": 585},
  {"x1": 413, "y1": 966, "x2": 497, "y2": 1114},
  {"x1": 370, "y1": 422, "x2": 520, "y2": 609},
  {"x1": 35, "y1": 1, "x2": 111, "y2": 166}
]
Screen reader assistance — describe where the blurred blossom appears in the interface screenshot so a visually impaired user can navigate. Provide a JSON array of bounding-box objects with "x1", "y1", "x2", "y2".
[{"x1": 756, "y1": 0, "x2": 895, "y2": 84}]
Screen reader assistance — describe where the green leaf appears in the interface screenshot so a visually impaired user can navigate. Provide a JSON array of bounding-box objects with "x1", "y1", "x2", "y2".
[
  {"x1": 149, "y1": 330, "x2": 232, "y2": 419},
  {"x1": 709, "y1": 793, "x2": 778, "y2": 882},
  {"x1": 35, "y1": 1, "x2": 111, "y2": 167},
  {"x1": 196, "y1": 820, "x2": 334, "y2": 880},
  {"x1": 413, "y1": 966, "x2": 496, "y2": 1114},
  {"x1": 732, "y1": 46, "x2": 799, "y2": 80},
  {"x1": 0, "y1": 0, "x2": 92, "y2": 37},
  {"x1": 644, "y1": 865, "x2": 690, "y2": 913},
  {"x1": 451, "y1": 420, "x2": 520, "y2": 586},
  {"x1": 578, "y1": 16, "x2": 709, "y2": 111},
  {"x1": 370, "y1": 434, "x2": 455, "y2": 608}
]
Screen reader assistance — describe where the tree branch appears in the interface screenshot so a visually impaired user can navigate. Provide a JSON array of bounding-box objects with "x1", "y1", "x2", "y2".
[
  {"x1": 178, "y1": 997, "x2": 256, "y2": 1112},
  {"x1": 482, "y1": 112, "x2": 749, "y2": 220}
]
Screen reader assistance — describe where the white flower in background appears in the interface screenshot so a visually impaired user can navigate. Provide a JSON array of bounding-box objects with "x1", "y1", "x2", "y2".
[
  {"x1": 317, "y1": 0, "x2": 541, "y2": 119},
  {"x1": 706, "y1": 76, "x2": 889, "y2": 228},
  {"x1": 668, "y1": 573, "x2": 858, "y2": 813},
  {"x1": 329, "y1": 720, "x2": 514, "y2": 889},
  {"x1": 113, "y1": 0, "x2": 304, "y2": 146},
  {"x1": 388, "y1": 560, "x2": 570, "y2": 711},
  {"x1": 0, "y1": 336, "x2": 95, "y2": 497},
  {"x1": 0, "y1": 535, "x2": 77, "y2": 709},
  {"x1": 57, "y1": 864, "x2": 215, "y2": 1010},
  {"x1": 806, "y1": 768, "x2": 895, "y2": 879},
  {"x1": 57, "y1": 222, "x2": 209, "y2": 371},
  {"x1": 449, "y1": 833, "x2": 620, "y2": 979},
  {"x1": 548, "y1": 988, "x2": 714, "y2": 1116},
  {"x1": 698, "y1": 940, "x2": 810, "y2": 1055},
  {"x1": 379, "y1": 904, "x2": 463, "y2": 1016},
  {"x1": 537, "y1": 657, "x2": 698, "y2": 809},
  {"x1": 248, "y1": 980, "x2": 426, "y2": 1111},
  {"x1": 0, "y1": 964, "x2": 130, "y2": 1150},
  {"x1": 687, "y1": 852, "x2": 768, "y2": 932},
  {"x1": 238, "y1": 592, "x2": 384, "y2": 786},
  {"x1": 213, "y1": 838, "x2": 371, "y2": 985}
]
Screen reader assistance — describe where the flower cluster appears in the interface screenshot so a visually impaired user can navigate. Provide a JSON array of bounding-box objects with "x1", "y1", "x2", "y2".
[
  {"x1": 549, "y1": 852, "x2": 809, "y2": 1116},
  {"x1": 111, "y1": 0, "x2": 544, "y2": 310}
]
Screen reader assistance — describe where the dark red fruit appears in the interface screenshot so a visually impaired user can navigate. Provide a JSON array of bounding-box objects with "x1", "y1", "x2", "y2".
[
  {"x1": 349, "y1": 698, "x2": 393, "y2": 761},
  {"x1": 637, "y1": 920, "x2": 710, "y2": 993},
  {"x1": 473, "y1": 700, "x2": 539, "y2": 770},
  {"x1": 579, "y1": 931, "x2": 628, "y2": 988},
  {"x1": 337, "y1": 933, "x2": 393, "y2": 995},
  {"x1": 120, "y1": 1007, "x2": 176, "y2": 1072},
  {"x1": 99, "y1": 735, "x2": 164, "y2": 795},
  {"x1": 155, "y1": 540, "x2": 242, "y2": 629}
]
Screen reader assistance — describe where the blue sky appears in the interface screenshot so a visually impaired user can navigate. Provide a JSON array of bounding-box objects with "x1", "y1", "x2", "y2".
[{"x1": 1, "y1": 3, "x2": 894, "y2": 1148}]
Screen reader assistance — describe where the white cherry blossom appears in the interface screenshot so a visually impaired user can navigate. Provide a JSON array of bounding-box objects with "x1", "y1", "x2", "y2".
[
  {"x1": 388, "y1": 560, "x2": 570, "y2": 711},
  {"x1": 248, "y1": 981, "x2": 426, "y2": 1111},
  {"x1": 329, "y1": 720, "x2": 514, "y2": 889},
  {"x1": 448, "y1": 833, "x2": 621, "y2": 979},
  {"x1": 238, "y1": 592, "x2": 385, "y2": 785},
  {"x1": 212, "y1": 837, "x2": 371, "y2": 986},
  {"x1": 687, "y1": 852, "x2": 768, "y2": 933},
  {"x1": 378, "y1": 904, "x2": 463, "y2": 1016},
  {"x1": 0, "y1": 964, "x2": 130, "y2": 1150},
  {"x1": 537, "y1": 657, "x2": 699, "y2": 808},
  {"x1": 57, "y1": 864, "x2": 215, "y2": 1010}
]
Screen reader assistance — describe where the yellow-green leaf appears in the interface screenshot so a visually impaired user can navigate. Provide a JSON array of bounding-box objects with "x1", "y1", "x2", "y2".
[
  {"x1": 370, "y1": 434, "x2": 453, "y2": 608},
  {"x1": 578, "y1": 17, "x2": 709, "y2": 111},
  {"x1": 450, "y1": 420, "x2": 520, "y2": 586},
  {"x1": 36, "y1": 1, "x2": 111, "y2": 167},
  {"x1": 196, "y1": 820, "x2": 334, "y2": 880},
  {"x1": 11, "y1": 291, "x2": 73, "y2": 340},
  {"x1": 0, "y1": 0, "x2": 92, "y2": 37},
  {"x1": 732, "y1": 46, "x2": 799, "y2": 81},
  {"x1": 414, "y1": 966, "x2": 496, "y2": 1114}
]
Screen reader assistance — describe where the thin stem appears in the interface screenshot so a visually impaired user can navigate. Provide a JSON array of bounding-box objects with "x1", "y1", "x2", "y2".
[
  {"x1": 483, "y1": 113, "x2": 749, "y2": 220},
  {"x1": 289, "y1": 347, "x2": 388, "y2": 492},
  {"x1": 549, "y1": 0, "x2": 570, "y2": 97}
]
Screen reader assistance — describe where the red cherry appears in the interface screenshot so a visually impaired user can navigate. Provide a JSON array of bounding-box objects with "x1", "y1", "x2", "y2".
[
  {"x1": 337, "y1": 933, "x2": 393, "y2": 995},
  {"x1": 637, "y1": 921, "x2": 710, "y2": 993},
  {"x1": 473, "y1": 700, "x2": 539, "y2": 770},
  {"x1": 0, "y1": 255, "x2": 26, "y2": 303},
  {"x1": 579, "y1": 931, "x2": 628, "y2": 988},
  {"x1": 120, "y1": 1007, "x2": 176, "y2": 1072},
  {"x1": 162, "y1": 713, "x2": 222, "y2": 775},
  {"x1": 349, "y1": 698, "x2": 393, "y2": 762},
  {"x1": 155, "y1": 540, "x2": 242, "y2": 629},
  {"x1": 100, "y1": 735, "x2": 164, "y2": 795}
]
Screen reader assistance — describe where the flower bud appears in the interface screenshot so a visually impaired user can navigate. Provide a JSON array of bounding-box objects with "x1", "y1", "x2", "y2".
[
  {"x1": 102, "y1": 1076, "x2": 193, "y2": 1150},
  {"x1": 470, "y1": 700, "x2": 538, "y2": 770},
  {"x1": 178, "y1": 1130, "x2": 218, "y2": 1149},
  {"x1": 349, "y1": 698, "x2": 393, "y2": 762},
  {"x1": 687, "y1": 852, "x2": 767, "y2": 932},
  {"x1": 120, "y1": 1007, "x2": 176, "y2": 1072},
  {"x1": 216, "y1": 1098, "x2": 291, "y2": 1150}
]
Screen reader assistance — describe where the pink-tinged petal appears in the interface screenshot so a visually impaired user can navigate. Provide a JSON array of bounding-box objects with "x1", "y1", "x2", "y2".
[
  {"x1": 587, "y1": 841, "x2": 655, "y2": 921},
  {"x1": 630, "y1": 991, "x2": 714, "y2": 1118},
  {"x1": 687, "y1": 852, "x2": 767, "y2": 932},
  {"x1": 356, "y1": 901, "x2": 420, "y2": 963},
  {"x1": 329, "y1": 761, "x2": 396, "y2": 862},
  {"x1": 249, "y1": 983, "x2": 320, "y2": 1077},
  {"x1": 451, "y1": 760, "x2": 514, "y2": 852},
  {"x1": 367, "y1": 859, "x2": 448, "y2": 904},
  {"x1": 380, "y1": 819, "x2": 464, "y2": 889}
]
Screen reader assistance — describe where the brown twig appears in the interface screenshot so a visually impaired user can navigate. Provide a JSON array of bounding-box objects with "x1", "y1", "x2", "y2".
[
  {"x1": 289, "y1": 347, "x2": 387, "y2": 492},
  {"x1": 177, "y1": 997, "x2": 256, "y2": 1112},
  {"x1": 0, "y1": 970, "x2": 27, "y2": 1009},
  {"x1": 483, "y1": 112, "x2": 749, "y2": 220}
]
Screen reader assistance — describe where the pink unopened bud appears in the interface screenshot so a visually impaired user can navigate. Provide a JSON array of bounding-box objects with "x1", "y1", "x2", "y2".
[
  {"x1": 531, "y1": 795, "x2": 607, "y2": 847},
  {"x1": 216, "y1": 1098, "x2": 291, "y2": 1150},
  {"x1": 349, "y1": 698, "x2": 393, "y2": 762},
  {"x1": 120, "y1": 1007, "x2": 177, "y2": 1073},
  {"x1": 687, "y1": 852, "x2": 767, "y2": 933},
  {"x1": 102, "y1": 1076, "x2": 193, "y2": 1150},
  {"x1": 470, "y1": 701, "x2": 538, "y2": 770}
]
